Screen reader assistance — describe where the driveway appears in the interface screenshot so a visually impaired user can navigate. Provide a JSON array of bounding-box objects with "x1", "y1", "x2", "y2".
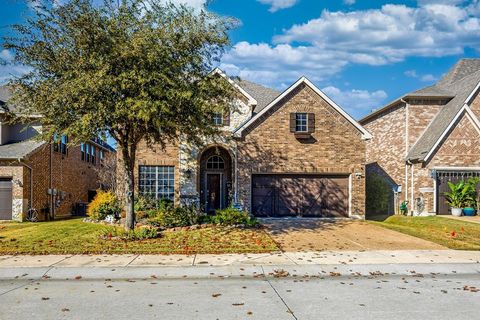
[{"x1": 262, "y1": 218, "x2": 446, "y2": 251}]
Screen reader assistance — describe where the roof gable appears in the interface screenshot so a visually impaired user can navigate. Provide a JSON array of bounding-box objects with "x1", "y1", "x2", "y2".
[{"x1": 234, "y1": 77, "x2": 372, "y2": 139}]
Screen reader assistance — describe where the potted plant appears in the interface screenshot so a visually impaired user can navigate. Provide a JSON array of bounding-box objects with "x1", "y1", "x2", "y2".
[
  {"x1": 463, "y1": 177, "x2": 479, "y2": 216},
  {"x1": 444, "y1": 181, "x2": 466, "y2": 217}
]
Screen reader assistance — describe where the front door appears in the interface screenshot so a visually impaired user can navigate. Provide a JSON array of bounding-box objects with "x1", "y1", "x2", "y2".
[{"x1": 206, "y1": 174, "x2": 222, "y2": 213}]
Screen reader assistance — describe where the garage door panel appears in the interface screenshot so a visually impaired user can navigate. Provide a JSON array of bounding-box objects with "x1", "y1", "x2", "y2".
[
  {"x1": 0, "y1": 180, "x2": 13, "y2": 220},
  {"x1": 321, "y1": 177, "x2": 348, "y2": 217},
  {"x1": 251, "y1": 174, "x2": 349, "y2": 217},
  {"x1": 251, "y1": 187, "x2": 274, "y2": 217}
]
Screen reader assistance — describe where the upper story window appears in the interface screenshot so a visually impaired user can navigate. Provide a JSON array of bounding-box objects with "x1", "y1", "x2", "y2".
[
  {"x1": 207, "y1": 155, "x2": 225, "y2": 169},
  {"x1": 213, "y1": 112, "x2": 224, "y2": 126},
  {"x1": 81, "y1": 142, "x2": 97, "y2": 165},
  {"x1": 53, "y1": 134, "x2": 68, "y2": 155},
  {"x1": 290, "y1": 113, "x2": 315, "y2": 134},
  {"x1": 295, "y1": 113, "x2": 308, "y2": 132}
]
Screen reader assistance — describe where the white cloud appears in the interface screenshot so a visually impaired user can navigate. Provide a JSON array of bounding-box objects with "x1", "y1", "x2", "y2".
[
  {"x1": 404, "y1": 69, "x2": 437, "y2": 82},
  {"x1": 257, "y1": 0, "x2": 299, "y2": 12},
  {"x1": 322, "y1": 86, "x2": 388, "y2": 114},
  {"x1": 222, "y1": 2, "x2": 480, "y2": 91},
  {"x1": 344, "y1": 0, "x2": 355, "y2": 5}
]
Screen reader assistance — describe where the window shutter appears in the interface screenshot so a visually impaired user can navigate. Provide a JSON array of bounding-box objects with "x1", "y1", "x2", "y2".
[
  {"x1": 290, "y1": 113, "x2": 296, "y2": 132},
  {"x1": 307, "y1": 113, "x2": 315, "y2": 133},
  {"x1": 223, "y1": 110, "x2": 230, "y2": 126}
]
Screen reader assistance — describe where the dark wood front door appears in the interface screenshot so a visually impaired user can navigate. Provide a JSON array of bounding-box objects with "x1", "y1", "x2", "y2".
[{"x1": 206, "y1": 174, "x2": 222, "y2": 213}]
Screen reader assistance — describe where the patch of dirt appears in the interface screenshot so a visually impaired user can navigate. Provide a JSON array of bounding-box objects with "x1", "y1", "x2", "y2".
[{"x1": 262, "y1": 219, "x2": 446, "y2": 251}]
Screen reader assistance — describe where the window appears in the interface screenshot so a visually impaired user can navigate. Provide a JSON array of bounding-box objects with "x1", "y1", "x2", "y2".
[
  {"x1": 53, "y1": 134, "x2": 68, "y2": 155},
  {"x1": 207, "y1": 155, "x2": 225, "y2": 169},
  {"x1": 81, "y1": 143, "x2": 85, "y2": 161},
  {"x1": 86, "y1": 143, "x2": 91, "y2": 162},
  {"x1": 212, "y1": 112, "x2": 224, "y2": 126},
  {"x1": 91, "y1": 145, "x2": 96, "y2": 165},
  {"x1": 295, "y1": 113, "x2": 308, "y2": 132},
  {"x1": 139, "y1": 166, "x2": 175, "y2": 201}
]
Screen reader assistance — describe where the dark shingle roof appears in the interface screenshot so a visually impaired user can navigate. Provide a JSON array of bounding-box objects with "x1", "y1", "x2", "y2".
[
  {"x1": 234, "y1": 79, "x2": 280, "y2": 114},
  {"x1": 407, "y1": 66, "x2": 480, "y2": 161},
  {"x1": 0, "y1": 140, "x2": 46, "y2": 159}
]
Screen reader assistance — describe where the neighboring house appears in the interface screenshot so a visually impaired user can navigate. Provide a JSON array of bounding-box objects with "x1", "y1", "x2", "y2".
[
  {"x1": 360, "y1": 59, "x2": 480, "y2": 216},
  {"x1": 0, "y1": 86, "x2": 115, "y2": 221},
  {"x1": 126, "y1": 70, "x2": 371, "y2": 218}
]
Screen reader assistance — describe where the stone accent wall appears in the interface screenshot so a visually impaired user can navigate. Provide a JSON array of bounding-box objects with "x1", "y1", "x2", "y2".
[
  {"x1": 0, "y1": 164, "x2": 24, "y2": 221},
  {"x1": 236, "y1": 83, "x2": 366, "y2": 217}
]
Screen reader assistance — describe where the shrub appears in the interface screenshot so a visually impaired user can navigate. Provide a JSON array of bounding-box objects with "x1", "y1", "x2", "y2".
[
  {"x1": 101, "y1": 226, "x2": 158, "y2": 240},
  {"x1": 160, "y1": 205, "x2": 201, "y2": 228},
  {"x1": 212, "y1": 207, "x2": 258, "y2": 227},
  {"x1": 366, "y1": 173, "x2": 391, "y2": 215},
  {"x1": 87, "y1": 190, "x2": 121, "y2": 220},
  {"x1": 134, "y1": 196, "x2": 161, "y2": 212}
]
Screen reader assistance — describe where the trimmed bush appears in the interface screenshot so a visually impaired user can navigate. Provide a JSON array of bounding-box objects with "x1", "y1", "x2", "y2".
[
  {"x1": 212, "y1": 207, "x2": 258, "y2": 227},
  {"x1": 146, "y1": 205, "x2": 201, "y2": 228},
  {"x1": 87, "y1": 190, "x2": 121, "y2": 220}
]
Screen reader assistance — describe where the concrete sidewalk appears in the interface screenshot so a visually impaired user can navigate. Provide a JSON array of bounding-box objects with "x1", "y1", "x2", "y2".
[{"x1": 0, "y1": 250, "x2": 478, "y2": 270}]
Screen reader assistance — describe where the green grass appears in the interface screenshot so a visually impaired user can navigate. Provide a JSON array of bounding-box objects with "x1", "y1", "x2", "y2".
[
  {"x1": 370, "y1": 216, "x2": 480, "y2": 250},
  {"x1": 0, "y1": 219, "x2": 278, "y2": 255}
]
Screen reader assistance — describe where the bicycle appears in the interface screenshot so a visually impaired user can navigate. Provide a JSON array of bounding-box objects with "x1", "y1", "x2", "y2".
[{"x1": 26, "y1": 207, "x2": 39, "y2": 222}]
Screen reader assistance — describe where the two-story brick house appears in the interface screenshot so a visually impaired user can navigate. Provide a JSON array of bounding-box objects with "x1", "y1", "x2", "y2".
[
  {"x1": 0, "y1": 86, "x2": 115, "y2": 221},
  {"x1": 360, "y1": 59, "x2": 480, "y2": 216},
  {"x1": 128, "y1": 70, "x2": 371, "y2": 218}
]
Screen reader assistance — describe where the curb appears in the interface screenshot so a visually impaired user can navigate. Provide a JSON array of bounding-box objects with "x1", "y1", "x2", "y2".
[{"x1": 1, "y1": 263, "x2": 479, "y2": 281}]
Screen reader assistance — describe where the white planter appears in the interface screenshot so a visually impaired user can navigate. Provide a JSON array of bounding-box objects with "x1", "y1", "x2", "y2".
[{"x1": 451, "y1": 207, "x2": 463, "y2": 217}]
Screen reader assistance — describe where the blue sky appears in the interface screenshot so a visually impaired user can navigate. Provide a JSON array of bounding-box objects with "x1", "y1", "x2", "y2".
[{"x1": 1, "y1": 0, "x2": 480, "y2": 119}]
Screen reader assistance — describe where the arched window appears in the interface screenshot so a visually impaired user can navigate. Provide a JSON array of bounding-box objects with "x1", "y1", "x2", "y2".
[{"x1": 207, "y1": 155, "x2": 225, "y2": 169}]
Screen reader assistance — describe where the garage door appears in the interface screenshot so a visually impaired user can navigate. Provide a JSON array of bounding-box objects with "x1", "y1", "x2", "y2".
[
  {"x1": 251, "y1": 174, "x2": 349, "y2": 217},
  {"x1": 0, "y1": 179, "x2": 13, "y2": 220}
]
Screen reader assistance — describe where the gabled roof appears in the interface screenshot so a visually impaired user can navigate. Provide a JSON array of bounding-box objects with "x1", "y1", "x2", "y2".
[
  {"x1": 407, "y1": 68, "x2": 480, "y2": 161},
  {"x1": 0, "y1": 140, "x2": 46, "y2": 160},
  {"x1": 234, "y1": 76, "x2": 372, "y2": 139},
  {"x1": 233, "y1": 79, "x2": 280, "y2": 114}
]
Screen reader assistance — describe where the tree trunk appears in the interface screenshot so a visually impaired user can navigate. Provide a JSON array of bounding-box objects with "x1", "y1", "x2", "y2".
[{"x1": 121, "y1": 146, "x2": 136, "y2": 231}]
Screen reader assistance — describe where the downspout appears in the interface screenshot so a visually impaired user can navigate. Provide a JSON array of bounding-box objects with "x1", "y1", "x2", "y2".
[
  {"x1": 402, "y1": 98, "x2": 409, "y2": 208},
  {"x1": 407, "y1": 159, "x2": 414, "y2": 215},
  {"x1": 234, "y1": 140, "x2": 238, "y2": 204},
  {"x1": 18, "y1": 159, "x2": 33, "y2": 212}
]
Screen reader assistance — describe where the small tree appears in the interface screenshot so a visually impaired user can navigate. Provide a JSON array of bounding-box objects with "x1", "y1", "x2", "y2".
[{"x1": 5, "y1": 0, "x2": 235, "y2": 230}]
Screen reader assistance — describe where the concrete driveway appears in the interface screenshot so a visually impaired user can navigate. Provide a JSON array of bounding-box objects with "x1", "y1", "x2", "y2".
[{"x1": 262, "y1": 218, "x2": 446, "y2": 251}]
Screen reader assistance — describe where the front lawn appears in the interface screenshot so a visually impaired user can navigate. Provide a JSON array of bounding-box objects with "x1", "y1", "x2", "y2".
[
  {"x1": 0, "y1": 219, "x2": 278, "y2": 255},
  {"x1": 371, "y1": 216, "x2": 480, "y2": 250}
]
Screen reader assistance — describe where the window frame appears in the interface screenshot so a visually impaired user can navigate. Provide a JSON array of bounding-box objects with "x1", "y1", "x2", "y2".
[
  {"x1": 212, "y1": 112, "x2": 224, "y2": 126},
  {"x1": 206, "y1": 155, "x2": 225, "y2": 170},
  {"x1": 138, "y1": 165, "x2": 175, "y2": 202},
  {"x1": 295, "y1": 113, "x2": 308, "y2": 133}
]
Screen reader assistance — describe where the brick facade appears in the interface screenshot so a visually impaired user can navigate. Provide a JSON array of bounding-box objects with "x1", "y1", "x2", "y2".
[
  {"x1": 0, "y1": 142, "x2": 114, "y2": 221},
  {"x1": 125, "y1": 81, "x2": 368, "y2": 218},
  {"x1": 236, "y1": 83, "x2": 367, "y2": 217},
  {"x1": 362, "y1": 91, "x2": 480, "y2": 215}
]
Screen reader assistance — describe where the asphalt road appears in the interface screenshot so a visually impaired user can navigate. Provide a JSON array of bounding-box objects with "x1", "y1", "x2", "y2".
[{"x1": 1, "y1": 272, "x2": 479, "y2": 319}]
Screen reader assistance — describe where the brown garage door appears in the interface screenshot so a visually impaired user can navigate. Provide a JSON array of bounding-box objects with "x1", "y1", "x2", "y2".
[
  {"x1": 0, "y1": 179, "x2": 13, "y2": 220},
  {"x1": 252, "y1": 174, "x2": 349, "y2": 217}
]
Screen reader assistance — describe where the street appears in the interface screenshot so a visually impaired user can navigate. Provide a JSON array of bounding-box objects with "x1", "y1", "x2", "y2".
[{"x1": 1, "y1": 270, "x2": 479, "y2": 319}]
